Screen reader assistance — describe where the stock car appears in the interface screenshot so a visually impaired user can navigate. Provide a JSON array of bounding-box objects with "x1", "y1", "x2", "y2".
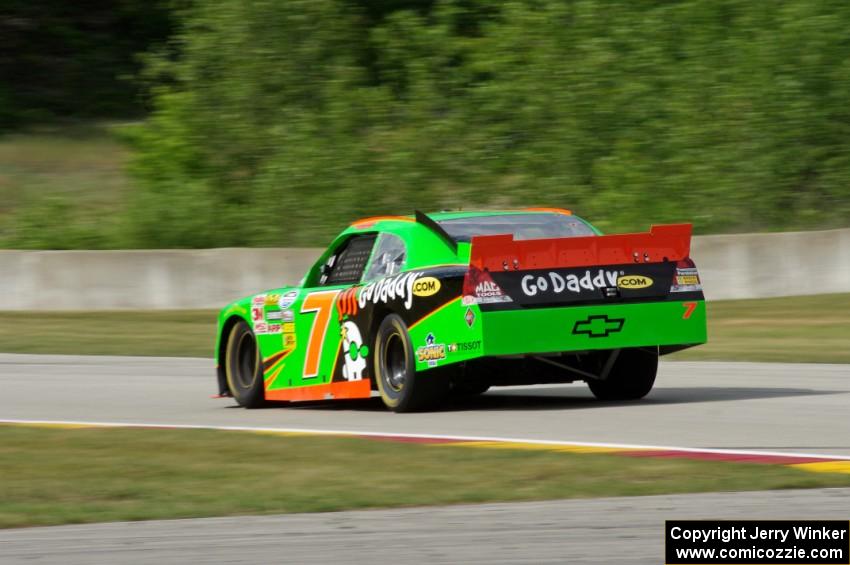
[{"x1": 215, "y1": 209, "x2": 707, "y2": 412}]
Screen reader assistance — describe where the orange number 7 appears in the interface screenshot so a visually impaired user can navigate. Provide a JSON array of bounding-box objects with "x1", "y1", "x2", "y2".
[{"x1": 300, "y1": 290, "x2": 341, "y2": 379}]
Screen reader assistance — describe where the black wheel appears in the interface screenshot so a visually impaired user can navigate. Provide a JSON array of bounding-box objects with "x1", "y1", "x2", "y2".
[
  {"x1": 374, "y1": 314, "x2": 449, "y2": 412},
  {"x1": 224, "y1": 320, "x2": 265, "y2": 408},
  {"x1": 587, "y1": 347, "x2": 658, "y2": 401}
]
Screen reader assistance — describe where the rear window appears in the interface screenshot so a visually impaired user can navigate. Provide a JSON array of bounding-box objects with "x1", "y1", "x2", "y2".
[
  {"x1": 437, "y1": 213, "x2": 595, "y2": 242},
  {"x1": 321, "y1": 234, "x2": 377, "y2": 285}
]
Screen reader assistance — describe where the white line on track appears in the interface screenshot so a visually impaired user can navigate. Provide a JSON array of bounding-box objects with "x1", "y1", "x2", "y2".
[{"x1": 2, "y1": 418, "x2": 848, "y2": 461}]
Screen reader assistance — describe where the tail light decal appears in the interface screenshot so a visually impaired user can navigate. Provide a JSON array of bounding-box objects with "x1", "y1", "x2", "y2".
[{"x1": 671, "y1": 257, "x2": 702, "y2": 293}]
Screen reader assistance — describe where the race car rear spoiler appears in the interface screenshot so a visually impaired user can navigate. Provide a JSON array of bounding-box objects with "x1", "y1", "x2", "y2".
[{"x1": 468, "y1": 224, "x2": 693, "y2": 272}]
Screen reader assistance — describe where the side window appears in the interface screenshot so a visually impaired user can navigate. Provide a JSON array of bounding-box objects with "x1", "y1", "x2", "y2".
[
  {"x1": 363, "y1": 233, "x2": 407, "y2": 282},
  {"x1": 319, "y1": 234, "x2": 377, "y2": 286}
]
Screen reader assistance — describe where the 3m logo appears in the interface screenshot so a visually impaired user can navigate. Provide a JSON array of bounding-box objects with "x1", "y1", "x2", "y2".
[
  {"x1": 572, "y1": 315, "x2": 625, "y2": 338},
  {"x1": 617, "y1": 275, "x2": 653, "y2": 289},
  {"x1": 412, "y1": 277, "x2": 441, "y2": 297}
]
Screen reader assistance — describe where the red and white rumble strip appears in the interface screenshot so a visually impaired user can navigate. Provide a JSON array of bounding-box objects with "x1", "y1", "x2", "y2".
[{"x1": 2, "y1": 418, "x2": 849, "y2": 475}]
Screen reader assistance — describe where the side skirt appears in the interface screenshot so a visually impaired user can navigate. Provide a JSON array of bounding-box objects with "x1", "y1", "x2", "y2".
[{"x1": 265, "y1": 380, "x2": 372, "y2": 402}]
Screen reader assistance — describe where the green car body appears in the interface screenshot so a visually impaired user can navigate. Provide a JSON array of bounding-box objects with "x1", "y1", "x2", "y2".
[{"x1": 215, "y1": 209, "x2": 707, "y2": 411}]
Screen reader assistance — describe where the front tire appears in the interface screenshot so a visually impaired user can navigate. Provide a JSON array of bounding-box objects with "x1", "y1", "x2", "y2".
[
  {"x1": 374, "y1": 314, "x2": 449, "y2": 412},
  {"x1": 224, "y1": 320, "x2": 265, "y2": 408},
  {"x1": 587, "y1": 347, "x2": 658, "y2": 401}
]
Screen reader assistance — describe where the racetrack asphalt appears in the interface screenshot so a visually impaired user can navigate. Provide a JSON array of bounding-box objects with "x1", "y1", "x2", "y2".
[
  {"x1": 2, "y1": 354, "x2": 849, "y2": 564},
  {"x1": 1, "y1": 354, "x2": 848, "y2": 456},
  {"x1": 2, "y1": 489, "x2": 848, "y2": 564}
]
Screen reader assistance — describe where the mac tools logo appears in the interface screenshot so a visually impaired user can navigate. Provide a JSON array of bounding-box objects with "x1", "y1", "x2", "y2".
[{"x1": 462, "y1": 266, "x2": 513, "y2": 305}]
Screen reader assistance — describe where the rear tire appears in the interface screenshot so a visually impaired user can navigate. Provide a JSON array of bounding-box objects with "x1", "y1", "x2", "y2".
[
  {"x1": 587, "y1": 347, "x2": 658, "y2": 401},
  {"x1": 224, "y1": 320, "x2": 266, "y2": 408},
  {"x1": 374, "y1": 314, "x2": 449, "y2": 412}
]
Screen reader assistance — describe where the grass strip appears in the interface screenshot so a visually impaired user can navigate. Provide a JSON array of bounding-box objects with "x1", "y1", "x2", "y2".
[
  {"x1": 671, "y1": 293, "x2": 850, "y2": 363},
  {"x1": 1, "y1": 425, "x2": 849, "y2": 528},
  {"x1": 0, "y1": 310, "x2": 215, "y2": 357}
]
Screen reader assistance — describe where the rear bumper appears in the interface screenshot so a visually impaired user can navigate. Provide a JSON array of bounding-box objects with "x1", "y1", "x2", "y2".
[{"x1": 481, "y1": 299, "x2": 706, "y2": 356}]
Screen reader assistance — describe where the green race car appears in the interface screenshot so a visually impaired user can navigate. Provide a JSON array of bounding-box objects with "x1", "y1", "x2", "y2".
[{"x1": 215, "y1": 209, "x2": 706, "y2": 412}]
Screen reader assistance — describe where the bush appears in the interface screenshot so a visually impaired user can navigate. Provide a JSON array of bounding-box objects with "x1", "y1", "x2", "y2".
[
  {"x1": 0, "y1": 195, "x2": 120, "y2": 250},
  {"x1": 126, "y1": 0, "x2": 850, "y2": 247}
]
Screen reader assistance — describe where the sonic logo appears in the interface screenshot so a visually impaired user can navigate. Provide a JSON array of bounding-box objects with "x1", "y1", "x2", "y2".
[
  {"x1": 416, "y1": 333, "x2": 446, "y2": 367},
  {"x1": 340, "y1": 321, "x2": 369, "y2": 381}
]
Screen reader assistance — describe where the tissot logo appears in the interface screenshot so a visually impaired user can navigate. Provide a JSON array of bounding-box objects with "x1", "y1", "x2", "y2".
[{"x1": 572, "y1": 315, "x2": 625, "y2": 338}]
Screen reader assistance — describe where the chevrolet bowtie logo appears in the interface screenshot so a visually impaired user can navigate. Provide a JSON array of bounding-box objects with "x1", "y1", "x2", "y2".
[{"x1": 572, "y1": 315, "x2": 625, "y2": 338}]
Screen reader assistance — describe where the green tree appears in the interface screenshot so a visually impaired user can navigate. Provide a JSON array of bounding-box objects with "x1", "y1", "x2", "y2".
[
  {"x1": 0, "y1": 0, "x2": 172, "y2": 126},
  {"x1": 127, "y1": 0, "x2": 850, "y2": 248}
]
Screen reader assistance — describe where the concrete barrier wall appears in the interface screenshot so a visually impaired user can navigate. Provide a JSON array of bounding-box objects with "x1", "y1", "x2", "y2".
[
  {"x1": 690, "y1": 228, "x2": 850, "y2": 300},
  {"x1": 1, "y1": 228, "x2": 848, "y2": 310},
  {"x1": 0, "y1": 248, "x2": 321, "y2": 310}
]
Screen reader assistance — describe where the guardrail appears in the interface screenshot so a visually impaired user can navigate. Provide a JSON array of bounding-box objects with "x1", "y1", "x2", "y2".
[{"x1": 1, "y1": 228, "x2": 848, "y2": 310}]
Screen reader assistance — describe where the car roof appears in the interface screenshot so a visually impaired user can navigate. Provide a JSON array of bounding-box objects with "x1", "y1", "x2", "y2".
[
  {"x1": 349, "y1": 208, "x2": 572, "y2": 230},
  {"x1": 331, "y1": 208, "x2": 585, "y2": 270}
]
